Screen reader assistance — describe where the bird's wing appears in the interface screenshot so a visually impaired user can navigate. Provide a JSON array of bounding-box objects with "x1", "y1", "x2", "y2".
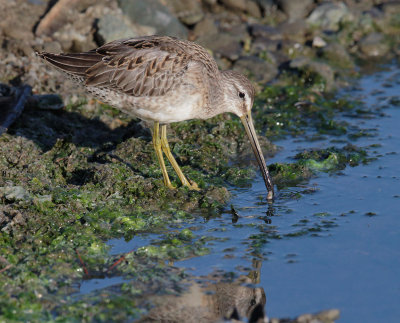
[
  {"x1": 39, "y1": 36, "x2": 219, "y2": 97},
  {"x1": 85, "y1": 37, "x2": 192, "y2": 97}
]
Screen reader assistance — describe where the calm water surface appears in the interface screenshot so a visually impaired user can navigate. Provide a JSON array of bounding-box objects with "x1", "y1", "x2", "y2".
[{"x1": 101, "y1": 66, "x2": 400, "y2": 322}]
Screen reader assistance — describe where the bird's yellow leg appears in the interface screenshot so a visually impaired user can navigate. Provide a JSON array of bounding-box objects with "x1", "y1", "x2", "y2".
[
  {"x1": 152, "y1": 122, "x2": 175, "y2": 189},
  {"x1": 160, "y1": 125, "x2": 200, "y2": 191}
]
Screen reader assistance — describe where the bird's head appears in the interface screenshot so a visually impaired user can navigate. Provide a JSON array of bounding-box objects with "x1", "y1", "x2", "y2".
[
  {"x1": 221, "y1": 70, "x2": 274, "y2": 200},
  {"x1": 221, "y1": 70, "x2": 255, "y2": 118}
]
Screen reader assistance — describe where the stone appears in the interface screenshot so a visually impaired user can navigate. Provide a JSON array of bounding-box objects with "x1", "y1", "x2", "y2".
[
  {"x1": 250, "y1": 24, "x2": 282, "y2": 41},
  {"x1": 321, "y1": 43, "x2": 354, "y2": 68},
  {"x1": 276, "y1": 0, "x2": 314, "y2": 22},
  {"x1": 307, "y1": 2, "x2": 354, "y2": 31},
  {"x1": 278, "y1": 20, "x2": 308, "y2": 43},
  {"x1": 193, "y1": 15, "x2": 219, "y2": 38},
  {"x1": 1, "y1": 186, "x2": 32, "y2": 203},
  {"x1": 358, "y1": 32, "x2": 390, "y2": 58},
  {"x1": 118, "y1": 0, "x2": 188, "y2": 39},
  {"x1": 251, "y1": 38, "x2": 281, "y2": 54},
  {"x1": 233, "y1": 55, "x2": 278, "y2": 83},
  {"x1": 312, "y1": 36, "x2": 327, "y2": 48},
  {"x1": 96, "y1": 13, "x2": 155, "y2": 44},
  {"x1": 290, "y1": 57, "x2": 335, "y2": 91},
  {"x1": 197, "y1": 32, "x2": 243, "y2": 61},
  {"x1": 166, "y1": 0, "x2": 204, "y2": 25},
  {"x1": 246, "y1": 0, "x2": 262, "y2": 18},
  {"x1": 220, "y1": 0, "x2": 247, "y2": 12}
]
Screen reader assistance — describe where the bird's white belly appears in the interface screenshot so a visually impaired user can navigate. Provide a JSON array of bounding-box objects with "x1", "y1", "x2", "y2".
[
  {"x1": 122, "y1": 89, "x2": 204, "y2": 123},
  {"x1": 86, "y1": 86, "x2": 205, "y2": 124}
]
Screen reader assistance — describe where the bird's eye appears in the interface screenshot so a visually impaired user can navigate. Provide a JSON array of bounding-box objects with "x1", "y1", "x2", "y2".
[{"x1": 239, "y1": 92, "x2": 245, "y2": 99}]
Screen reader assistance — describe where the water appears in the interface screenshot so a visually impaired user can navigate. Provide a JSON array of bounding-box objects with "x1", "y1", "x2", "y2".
[{"x1": 102, "y1": 66, "x2": 400, "y2": 322}]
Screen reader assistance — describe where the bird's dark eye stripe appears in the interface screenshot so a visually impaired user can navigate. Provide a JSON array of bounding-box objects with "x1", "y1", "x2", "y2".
[{"x1": 239, "y1": 92, "x2": 245, "y2": 99}]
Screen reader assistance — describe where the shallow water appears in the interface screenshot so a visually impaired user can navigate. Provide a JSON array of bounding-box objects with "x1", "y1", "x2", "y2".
[{"x1": 101, "y1": 66, "x2": 400, "y2": 322}]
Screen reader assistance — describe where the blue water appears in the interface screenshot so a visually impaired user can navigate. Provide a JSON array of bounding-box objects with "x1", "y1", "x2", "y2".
[{"x1": 103, "y1": 66, "x2": 400, "y2": 322}]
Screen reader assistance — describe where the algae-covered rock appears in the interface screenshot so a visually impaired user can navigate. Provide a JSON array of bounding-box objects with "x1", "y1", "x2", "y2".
[
  {"x1": 96, "y1": 12, "x2": 155, "y2": 44},
  {"x1": 118, "y1": 0, "x2": 188, "y2": 39},
  {"x1": 233, "y1": 55, "x2": 278, "y2": 83},
  {"x1": 277, "y1": 0, "x2": 314, "y2": 22},
  {"x1": 321, "y1": 42, "x2": 355, "y2": 69},
  {"x1": 307, "y1": 2, "x2": 354, "y2": 31},
  {"x1": 358, "y1": 32, "x2": 390, "y2": 58}
]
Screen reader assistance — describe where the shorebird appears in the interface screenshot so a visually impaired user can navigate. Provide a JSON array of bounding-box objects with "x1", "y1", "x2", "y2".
[{"x1": 38, "y1": 36, "x2": 274, "y2": 199}]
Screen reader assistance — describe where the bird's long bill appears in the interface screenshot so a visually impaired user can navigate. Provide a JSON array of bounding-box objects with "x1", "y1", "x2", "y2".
[{"x1": 240, "y1": 113, "x2": 274, "y2": 200}]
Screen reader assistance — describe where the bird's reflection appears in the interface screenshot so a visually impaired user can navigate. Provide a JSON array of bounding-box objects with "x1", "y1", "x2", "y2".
[{"x1": 137, "y1": 262, "x2": 266, "y2": 323}]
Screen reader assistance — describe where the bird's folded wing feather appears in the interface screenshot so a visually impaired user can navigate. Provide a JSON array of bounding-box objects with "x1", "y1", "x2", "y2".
[{"x1": 40, "y1": 37, "x2": 203, "y2": 98}]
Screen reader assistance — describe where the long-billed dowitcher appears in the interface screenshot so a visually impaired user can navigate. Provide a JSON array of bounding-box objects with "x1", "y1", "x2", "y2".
[{"x1": 38, "y1": 36, "x2": 274, "y2": 199}]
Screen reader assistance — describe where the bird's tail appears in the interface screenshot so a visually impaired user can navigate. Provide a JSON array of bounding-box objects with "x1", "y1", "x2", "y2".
[{"x1": 36, "y1": 50, "x2": 102, "y2": 78}]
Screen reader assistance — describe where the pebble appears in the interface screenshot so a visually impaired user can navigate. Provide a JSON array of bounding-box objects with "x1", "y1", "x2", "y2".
[
  {"x1": 307, "y1": 2, "x2": 353, "y2": 31},
  {"x1": 118, "y1": 0, "x2": 188, "y2": 39},
  {"x1": 358, "y1": 32, "x2": 390, "y2": 58},
  {"x1": 233, "y1": 55, "x2": 278, "y2": 83},
  {"x1": 277, "y1": 0, "x2": 314, "y2": 22}
]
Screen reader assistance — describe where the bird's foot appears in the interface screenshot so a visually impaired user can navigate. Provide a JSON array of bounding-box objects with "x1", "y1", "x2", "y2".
[
  {"x1": 186, "y1": 180, "x2": 200, "y2": 191},
  {"x1": 166, "y1": 183, "x2": 177, "y2": 190}
]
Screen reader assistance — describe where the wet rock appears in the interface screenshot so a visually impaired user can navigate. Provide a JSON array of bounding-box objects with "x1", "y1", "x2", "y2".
[
  {"x1": 251, "y1": 38, "x2": 281, "y2": 54},
  {"x1": 250, "y1": 24, "x2": 283, "y2": 41},
  {"x1": 118, "y1": 0, "x2": 188, "y2": 39},
  {"x1": 96, "y1": 12, "x2": 155, "y2": 44},
  {"x1": 280, "y1": 40, "x2": 314, "y2": 60},
  {"x1": 233, "y1": 56, "x2": 278, "y2": 83},
  {"x1": 193, "y1": 15, "x2": 219, "y2": 38},
  {"x1": 202, "y1": 187, "x2": 230, "y2": 206},
  {"x1": 167, "y1": 0, "x2": 204, "y2": 25},
  {"x1": 246, "y1": 0, "x2": 262, "y2": 18},
  {"x1": 373, "y1": 2, "x2": 400, "y2": 35},
  {"x1": 42, "y1": 41, "x2": 63, "y2": 54},
  {"x1": 278, "y1": 20, "x2": 308, "y2": 43},
  {"x1": 270, "y1": 308, "x2": 340, "y2": 323},
  {"x1": 321, "y1": 43, "x2": 354, "y2": 69},
  {"x1": 307, "y1": 2, "x2": 353, "y2": 31},
  {"x1": 276, "y1": 0, "x2": 314, "y2": 22},
  {"x1": 290, "y1": 57, "x2": 335, "y2": 91},
  {"x1": 0, "y1": 207, "x2": 27, "y2": 233},
  {"x1": 0, "y1": 186, "x2": 32, "y2": 203},
  {"x1": 358, "y1": 32, "x2": 390, "y2": 58},
  {"x1": 312, "y1": 36, "x2": 327, "y2": 48},
  {"x1": 220, "y1": 0, "x2": 247, "y2": 12},
  {"x1": 382, "y1": 2, "x2": 400, "y2": 16},
  {"x1": 197, "y1": 33, "x2": 242, "y2": 61}
]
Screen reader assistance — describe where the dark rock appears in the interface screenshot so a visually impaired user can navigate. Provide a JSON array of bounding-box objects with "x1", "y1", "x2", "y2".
[
  {"x1": 246, "y1": 0, "x2": 262, "y2": 18},
  {"x1": 96, "y1": 13, "x2": 155, "y2": 44},
  {"x1": 220, "y1": 0, "x2": 247, "y2": 12},
  {"x1": 167, "y1": 0, "x2": 204, "y2": 25},
  {"x1": 250, "y1": 24, "x2": 283, "y2": 41},
  {"x1": 373, "y1": 2, "x2": 400, "y2": 35},
  {"x1": 193, "y1": 15, "x2": 219, "y2": 38},
  {"x1": 321, "y1": 43, "x2": 354, "y2": 69},
  {"x1": 280, "y1": 40, "x2": 314, "y2": 60},
  {"x1": 197, "y1": 32, "x2": 243, "y2": 61},
  {"x1": 251, "y1": 38, "x2": 281, "y2": 54},
  {"x1": 278, "y1": 20, "x2": 308, "y2": 43},
  {"x1": 276, "y1": 0, "x2": 314, "y2": 22},
  {"x1": 307, "y1": 2, "x2": 354, "y2": 31},
  {"x1": 118, "y1": 0, "x2": 188, "y2": 39},
  {"x1": 233, "y1": 56, "x2": 278, "y2": 83},
  {"x1": 290, "y1": 57, "x2": 335, "y2": 91},
  {"x1": 358, "y1": 32, "x2": 390, "y2": 58}
]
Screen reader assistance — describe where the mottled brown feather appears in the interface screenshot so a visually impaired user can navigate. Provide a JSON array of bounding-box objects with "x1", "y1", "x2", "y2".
[{"x1": 39, "y1": 36, "x2": 219, "y2": 98}]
